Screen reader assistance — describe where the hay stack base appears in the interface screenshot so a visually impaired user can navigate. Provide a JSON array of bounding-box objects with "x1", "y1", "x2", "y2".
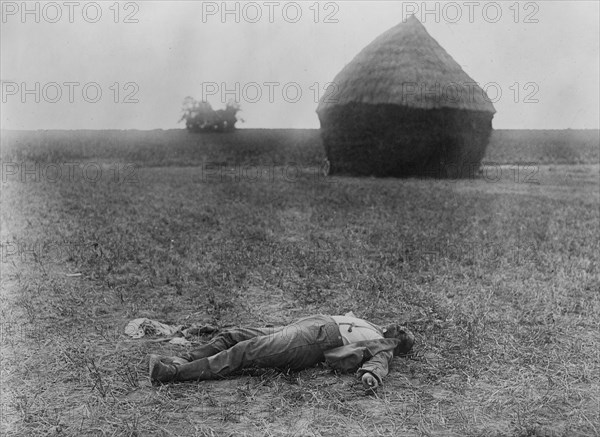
[{"x1": 319, "y1": 103, "x2": 493, "y2": 178}]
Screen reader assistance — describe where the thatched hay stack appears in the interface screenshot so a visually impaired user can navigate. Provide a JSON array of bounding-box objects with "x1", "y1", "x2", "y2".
[{"x1": 316, "y1": 16, "x2": 496, "y2": 178}]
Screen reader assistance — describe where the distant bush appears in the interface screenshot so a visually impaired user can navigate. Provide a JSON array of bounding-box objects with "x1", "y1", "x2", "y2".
[{"x1": 179, "y1": 97, "x2": 241, "y2": 133}]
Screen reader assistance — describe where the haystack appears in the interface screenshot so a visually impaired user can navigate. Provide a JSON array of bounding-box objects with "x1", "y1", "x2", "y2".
[{"x1": 316, "y1": 16, "x2": 496, "y2": 178}]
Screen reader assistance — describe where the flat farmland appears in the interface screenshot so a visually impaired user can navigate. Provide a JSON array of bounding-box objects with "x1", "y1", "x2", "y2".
[
  {"x1": 1, "y1": 129, "x2": 598, "y2": 166},
  {"x1": 1, "y1": 129, "x2": 599, "y2": 436}
]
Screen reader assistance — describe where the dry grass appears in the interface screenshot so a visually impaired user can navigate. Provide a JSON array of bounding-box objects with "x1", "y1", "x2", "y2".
[
  {"x1": 1, "y1": 129, "x2": 598, "y2": 167},
  {"x1": 1, "y1": 129, "x2": 599, "y2": 436}
]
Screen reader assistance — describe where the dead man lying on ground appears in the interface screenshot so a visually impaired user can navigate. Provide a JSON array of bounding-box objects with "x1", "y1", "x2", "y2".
[{"x1": 149, "y1": 314, "x2": 414, "y2": 390}]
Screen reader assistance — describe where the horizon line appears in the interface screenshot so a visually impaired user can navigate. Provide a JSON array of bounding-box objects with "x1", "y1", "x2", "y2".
[{"x1": 2, "y1": 127, "x2": 599, "y2": 133}]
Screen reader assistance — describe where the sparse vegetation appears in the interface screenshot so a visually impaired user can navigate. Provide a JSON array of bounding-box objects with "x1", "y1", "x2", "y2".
[{"x1": 1, "y1": 129, "x2": 598, "y2": 436}]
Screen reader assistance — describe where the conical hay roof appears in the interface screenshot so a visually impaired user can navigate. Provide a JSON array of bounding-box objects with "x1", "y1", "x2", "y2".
[{"x1": 317, "y1": 16, "x2": 496, "y2": 114}]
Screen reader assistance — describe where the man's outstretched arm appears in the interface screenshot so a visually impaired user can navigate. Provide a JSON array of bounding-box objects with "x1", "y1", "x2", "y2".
[{"x1": 356, "y1": 349, "x2": 394, "y2": 389}]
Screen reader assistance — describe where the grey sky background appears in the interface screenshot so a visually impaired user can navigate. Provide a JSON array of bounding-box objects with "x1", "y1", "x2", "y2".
[{"x1": 1, "y1": 1, "x2": 599, "y2": 130}]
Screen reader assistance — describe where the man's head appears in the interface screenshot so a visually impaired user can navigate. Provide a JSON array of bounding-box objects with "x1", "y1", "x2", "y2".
[{"x1": 382, "y1": 324, "x2": 415, "y2": 355}]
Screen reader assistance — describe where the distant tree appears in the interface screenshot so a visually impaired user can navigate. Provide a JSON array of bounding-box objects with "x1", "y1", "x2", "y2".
[
  {"x1": 214, "y1": 101, "x2": 241, "y2": 132},
  {"x1": 179, "y1": 97, "x2": 241, "y2": 133}
]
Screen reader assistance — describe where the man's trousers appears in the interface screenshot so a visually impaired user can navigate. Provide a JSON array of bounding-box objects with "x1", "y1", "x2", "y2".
[{"x1": 175, "y1": 314, "x2": 344, "y2": 381}]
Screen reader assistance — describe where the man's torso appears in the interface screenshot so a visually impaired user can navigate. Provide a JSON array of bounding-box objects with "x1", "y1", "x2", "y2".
[{"x1": 331, "y1": 315, "x2": 383, "y2": 345}]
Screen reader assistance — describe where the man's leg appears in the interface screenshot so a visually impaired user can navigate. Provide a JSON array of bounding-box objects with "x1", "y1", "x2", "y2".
[
  {"x1": 182, "y1": 326, "x2": 282, "y2": 361},
  {"x1": 173, "y1": 315, "x2": 342, "y2": 381},
  {"x1": 149, "y1": 325, "x2": 284, "y2": 383}
]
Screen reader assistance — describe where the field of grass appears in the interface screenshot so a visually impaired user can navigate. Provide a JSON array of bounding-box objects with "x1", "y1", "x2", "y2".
[
  {"x1": 1, "y1": 129, "x2": 599, "y2": 436},
  {"x1": 1, "y1": 128, "x2": 598, "y2": 167}
]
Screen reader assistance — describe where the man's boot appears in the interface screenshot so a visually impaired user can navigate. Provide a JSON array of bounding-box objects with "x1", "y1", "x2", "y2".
[{"x1": 149, "y1": 354, "x2": 181, "y2": 384}]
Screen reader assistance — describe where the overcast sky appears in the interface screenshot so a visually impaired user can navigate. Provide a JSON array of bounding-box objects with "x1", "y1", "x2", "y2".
[{"x1": 1, "y1": 1, "x2": 599, "y2": 130}]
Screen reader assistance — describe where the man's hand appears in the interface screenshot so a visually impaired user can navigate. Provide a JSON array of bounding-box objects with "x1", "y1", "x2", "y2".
[{"x1": 362, "y1": 372, "x2": 379, "y2": 390}]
